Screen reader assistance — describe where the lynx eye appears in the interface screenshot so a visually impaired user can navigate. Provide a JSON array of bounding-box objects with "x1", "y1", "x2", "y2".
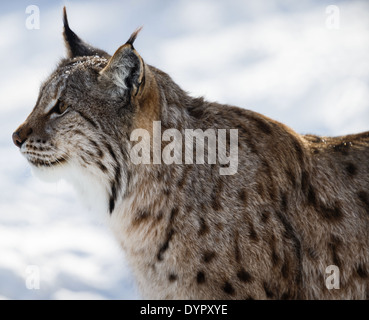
[{"x1": 50, "y1": 99, "x2": 69, "y2": 115}]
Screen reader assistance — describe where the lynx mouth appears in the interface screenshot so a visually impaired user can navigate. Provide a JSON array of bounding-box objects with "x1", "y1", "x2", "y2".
[{"x1": 27, "y1": 157, "x2": 67, "y2": 168}]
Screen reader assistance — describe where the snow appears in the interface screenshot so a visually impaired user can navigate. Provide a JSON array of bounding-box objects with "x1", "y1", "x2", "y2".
[{"x1": 0, "y1": 0, "x2": 368, "y2": 299}]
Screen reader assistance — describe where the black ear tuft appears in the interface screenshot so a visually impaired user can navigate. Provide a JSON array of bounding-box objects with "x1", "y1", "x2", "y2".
[
  {"x1": 125, "y1": 26, "x2": 143, "y2": 47},
  {"x1": 62, "y1": 7, "x2": 70, "y2": 32},
  {"x1": 62, "y1": 6, "x2": 110, "y2": 59}
]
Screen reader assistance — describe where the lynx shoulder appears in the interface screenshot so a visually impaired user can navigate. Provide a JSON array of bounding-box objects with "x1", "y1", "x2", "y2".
[{"x1": 12, "y1": 8, "x2": 369, "y2": 299}]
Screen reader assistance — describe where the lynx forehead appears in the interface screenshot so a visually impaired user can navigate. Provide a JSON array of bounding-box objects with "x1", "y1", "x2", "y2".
[{"x1": 12, "y1": 7, "x2": 369, "y2": 300}]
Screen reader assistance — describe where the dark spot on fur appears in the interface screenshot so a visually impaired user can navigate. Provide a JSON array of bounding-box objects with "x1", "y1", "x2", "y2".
[
  {"x1": 345, "y1": 163, "x2": 357, "y2": 177},
  {"x1": 157, "y1": 229, "x2": 175, "y2": 261},
  {"x1": 156, "y1": 210, "x2": 164, "y2": 221},
  {"x1": 237, "y1": 268, "x2": 252, "y2": 283},
  {"x1": 109, "y1": 196, "x2": 115, "y2": 214},
  {"x1": 239, "y1": 189, "x2": 248, "y2": 206},
  {"x1": 329, "y1": 235, "x2": 342, "y2": 268},
  {"x1": 280, "y1": 193, "x2": 288, "y2": 212},
  {"x1": 358, "y1": 191, "x2": 369, "y2": 213},
  {"x1": 108, "y1": 181, "x2": 118, "y2": 215},
  {"x1": 319, "y1": 203, "x2": 343, "y2": 222},
  {"x1": 215, "y1": 222, "x2": 223, "y2": 231},
  {"x1": 198, "y1": 217, "x2": 209, "y2": 236},
  {"x1": 200, "y1": 202, "x2": 206, "y2": 212},
  {"x1": 185, "y1": 203, "x2": 194, "y2": 213},
  {"x1": 237, "y1": 140, "x2": 243, "y2": 151},
  {"x1": 132, "y1": 209, "x2": 150, "y2": 226},
  {"x1": 260, "y1": 161, "x2": 277, "y2": 202},
  {"x1": 109, "y1": 165, "x2": 122, "y2": 212},
  {"x1": 257, "y1": 182, "x2": 266, "y2": 199},
  {"x1": 96, "y1": 148, "x2": 103, "y2": 158},
  {"x1": 285, "y1": 168, "x2": 297, "y2": 188},
  {"x1": 280, "y1": 291, "x2": 293, "y2": 300},
  {"x1": 271, "y1": 249, "x2": 280, "y2": 267},
  {"x1": 234, "y1": 122, "x2": 258, "y2": 154},
  {"x1": 104, "y1": 141, "x2": 118, "y2": 162},
  {"x1": 81, "y1": 155, "x2": 90, "y2": 165},
  {"x1": 170, "y1": 207, "x2": 179, "y2": 223},
  {"x1": 196, "y1": 271, "x2": 206, "y2": 284},
  {"x1": 269, "y1": 234, "x2": 280, "y2": 267},
  {"x1": 263, "y1": 282, "x2": 275, "y2": 299},
  {"x1": 234, "y1": 231, "x2": 241, "y2": 262},
  {"x1": 177, "y1": 165, "x2": 191, "y2": 189},
  {"x1": 267, "y1": 181, "x2": 277, "y2": 202},
  {"x1": 168, "y1": 273, "x2": 178, "y2": 282},
  {"x1": 356, "y1": 265, "x2": 368, "y2": 279},
  {"x1": 86, "y1": 150, "x2": 94, "y2": 158},
  {"x1": 163, "y1": 187, "x2": 171, "y2": 196},
  {"x1": 281, "y1": 260, "x2": 290, "y2": 279},
  {"x1": 275, "y1": 211, "x2": 302, "y2": 285},
  {"x1": 292, "y1": 138, "x2": 304, "y2": 165},
  {"x1": 212, "y1": 179, "x2": 223, "y2": 211},
  {"x1": 248, "y1": 221, "x2": 258, "y2": 241},
  {"x1": 203, "y1": 251, "x2": 216, "y2": 263},
  {"x1": 88, "y1": 138, "x2": 100, "y2": 151},
  {"x1": 96, "y1": 161, "x2": 107, "y2": 173},
  {"x1": 307, "y1": 185, "x2": 317, "y2": 206},
  {"x1": 332, "y1": 250, "x2": 341, "y2": 268},
  {"x1": 261, "y1": 210, "x2": 270, "y2": 224},
  {"x1": 307, "y1": 247, "x2": 319, "y2": 260},
  {"x1": 301, "y1": 171, "x2": 309, "y2": 196},
  {"x1": 223, "y1": 281, "x2": 235, "y2": 295}
]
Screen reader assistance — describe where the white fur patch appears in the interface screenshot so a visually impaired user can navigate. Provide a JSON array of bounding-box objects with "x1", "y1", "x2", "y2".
[{"x1": 31, "y1": 161, "x2": 110, "y2": 217}]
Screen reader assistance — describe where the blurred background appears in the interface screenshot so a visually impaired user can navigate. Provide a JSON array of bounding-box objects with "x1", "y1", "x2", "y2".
[{"x1": 0, "y1": 0, "x2": 368, "y2": 299}]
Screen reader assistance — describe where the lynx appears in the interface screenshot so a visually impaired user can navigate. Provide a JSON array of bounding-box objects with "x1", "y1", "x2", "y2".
[{"x1": 13, "y1": 8, "x2": 369, "y2": 299}]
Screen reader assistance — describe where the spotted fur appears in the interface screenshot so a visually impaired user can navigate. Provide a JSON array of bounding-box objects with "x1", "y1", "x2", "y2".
[{"x1": 12, "y1": 8, "x2": 369, "y2": 299}]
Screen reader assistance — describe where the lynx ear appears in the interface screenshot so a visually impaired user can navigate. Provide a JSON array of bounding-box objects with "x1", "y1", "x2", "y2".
[
  {"x1": 99, "y1": 28, "x2": 145, "y2": 96},
  {"x1": 63, "y1": 7, "x2": 109, "y2": 59}
]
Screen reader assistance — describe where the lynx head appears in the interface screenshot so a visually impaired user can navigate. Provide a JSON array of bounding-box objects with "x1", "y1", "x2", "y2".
[{"x1": 12, "y1": 8, "x2": 158, "y2": 213}]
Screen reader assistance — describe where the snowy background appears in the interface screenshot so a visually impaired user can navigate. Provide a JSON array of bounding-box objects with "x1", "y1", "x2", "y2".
[{"x1": 0, "y1": 0, "x2": 368, "y2": 299}]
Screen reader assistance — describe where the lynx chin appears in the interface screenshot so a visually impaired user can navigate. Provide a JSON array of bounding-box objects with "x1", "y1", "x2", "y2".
[{"x1": 13, "y1": 7, "x2": 369, "y2": 300}]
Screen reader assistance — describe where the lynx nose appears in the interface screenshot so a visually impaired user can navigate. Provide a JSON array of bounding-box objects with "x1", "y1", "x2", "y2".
[{"x1": 12, "y1": 127, "x2": 33, "y2": 148}]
